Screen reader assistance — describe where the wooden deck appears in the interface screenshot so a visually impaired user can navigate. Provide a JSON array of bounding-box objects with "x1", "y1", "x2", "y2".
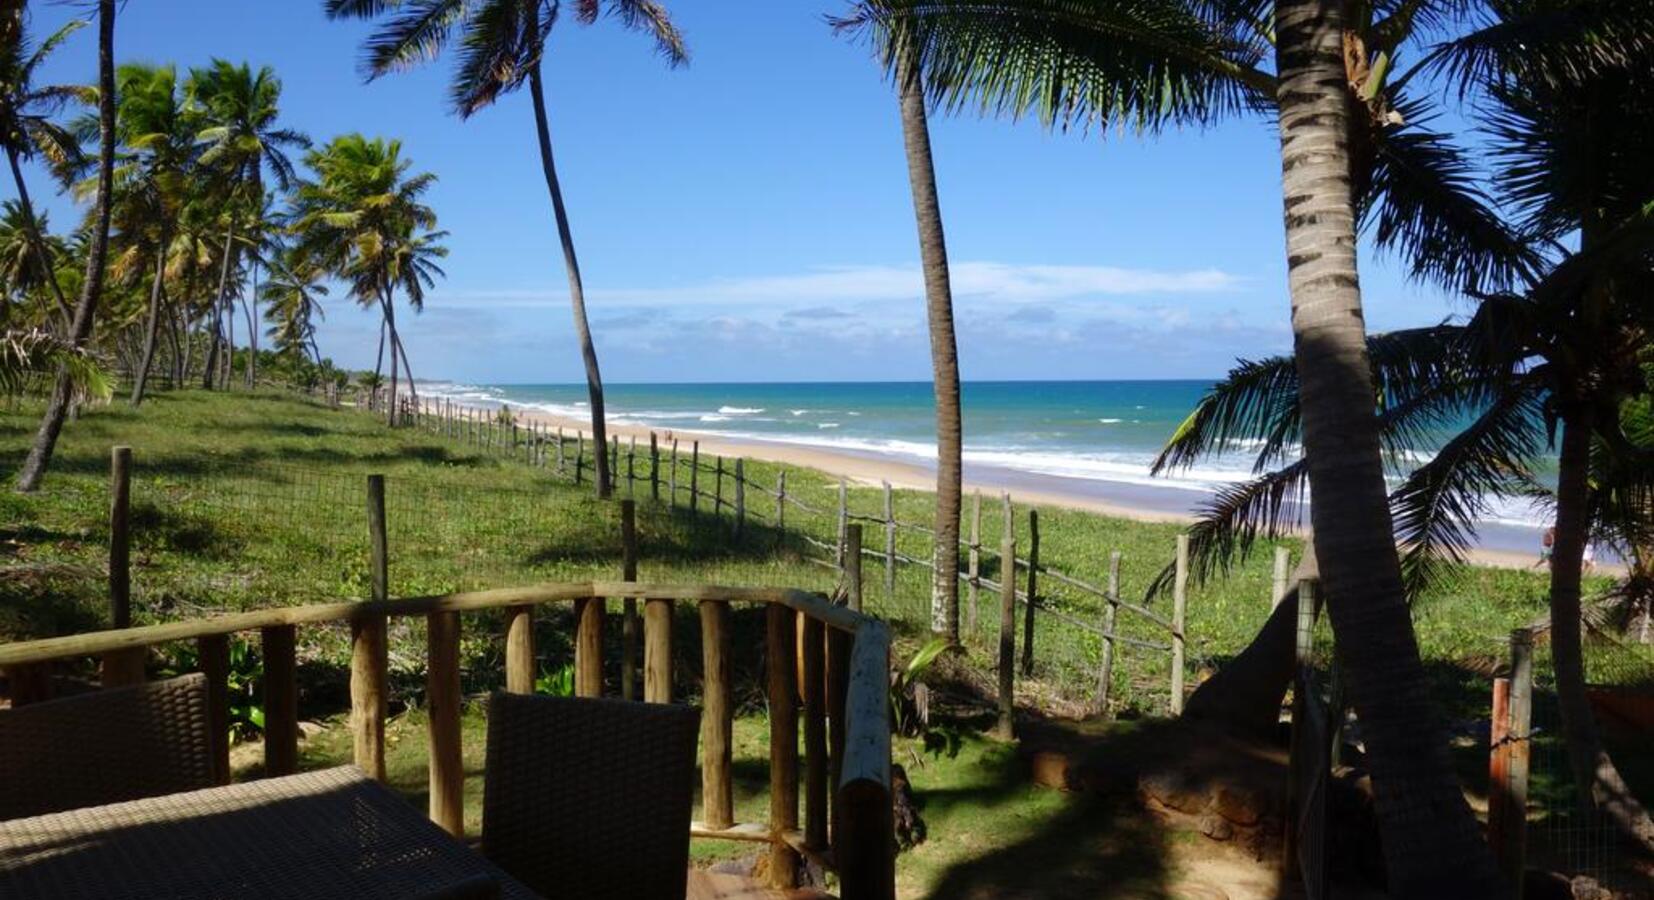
[{"x1": 688, "y1": 870, "x2": 835, "y2": 900}]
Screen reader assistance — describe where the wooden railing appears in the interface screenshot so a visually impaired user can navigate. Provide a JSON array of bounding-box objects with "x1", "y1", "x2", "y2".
[{"x1": 0, "y1": 581, "x2": 895, "y2": 899}]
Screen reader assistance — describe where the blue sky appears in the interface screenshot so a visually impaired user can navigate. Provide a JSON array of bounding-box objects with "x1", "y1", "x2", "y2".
[{"x1": 12, "y1": 1, "x2": 1466, "y2": 383}]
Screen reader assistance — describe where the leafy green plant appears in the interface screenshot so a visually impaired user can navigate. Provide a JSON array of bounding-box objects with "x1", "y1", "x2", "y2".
[
  {"x1": 890, "y1": 636, "x2": 949, "y2": 738},
  {"x1": 158, "y1": 636, "x2": 265, "y2": 740},
  {"x1": 534, "y1": 662, "x2": 574, "y2": 697}
]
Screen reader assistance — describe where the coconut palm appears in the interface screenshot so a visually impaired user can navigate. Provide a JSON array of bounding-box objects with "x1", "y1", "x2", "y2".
[
  {"x1": 0, "y1": 12, "x2": 90, "y2": 332},
  {"x1": 291, "y1": 133, "x2": 443, "y2": 425},
  {"x1": 15, "y1": 0, "x2": 115, "y2": 494},
  {"x1": 260, "y1": 245, "x2": 328, "y2": 364},
  {"x1": 322, "y1": 0, "x2": 688, "y2": 498},
  {"x1": 0, "y1": 201, "x2": 66, "y2": 320},
  {"x1": 186, "y1": 60, "x2": 309, "y2": 392}
]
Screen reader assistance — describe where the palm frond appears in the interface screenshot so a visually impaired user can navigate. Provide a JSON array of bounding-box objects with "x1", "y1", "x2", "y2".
[
  {"x1": 1145, "y1": 459, "x2": 1309, "y2": 600},
  {"x1": 1152, "y1": 354, "x2": 1299, "y2": 475},
  {"x1": 449, "y1": 0, "x2": 535, "y2": 117},
  {"x1": 357, "y1": 0, "x2": 469, "y2": 79},
  {"x1": 604, "y1": 0, "x2": 689, "y2": 66},
  {"x1": 1414, "y1": 1, "x2": 1654, "y2": 97}
]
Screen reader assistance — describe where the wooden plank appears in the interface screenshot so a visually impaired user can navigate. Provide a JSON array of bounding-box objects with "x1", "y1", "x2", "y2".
[
  {"x1": 838, "y1": 621, "x2": 893, "y2": 900},
  {"x1": 575, "y1": 596, "x2": 605, "y2": 698},
  {"x1": 504, "y1": 605, "x2": 534, "y2": 695},
  {"x1": 767, "y1": 604, "x2": 800, "y2": 888},
  {"x1": 197, "y1": 634, "x2": 231, "y2": 785},
  {"x1": 427, "y1": 611, "x2": 463, "y2": 836},
  {"x1": 826, "y1": 625, "x2": 850, "y2": 854},
  {"x1": 700, "y1": 600, "x2": 734, "y2": 829},
  {"x1": 350, "y1": 614, "x2": 389, "y2": 780},
  {"x1": 690, "y1": 821, "x2": 772, "y2": 842},
  {"x1": 109, "y1": 446, "x2": 131, "y2": 629},
  {"x1": 1171, "y1": 533, "x2": 1189, "y2": 715},
  {"x1": 802, "y1": 616, "x2": 827, "y2": 851},
  {"x1": 261, "y1": 625, "x2": 298, "y2": 777},
  {"x1": 997, "y1": 496, "x2": 1016, "y2": 740}
]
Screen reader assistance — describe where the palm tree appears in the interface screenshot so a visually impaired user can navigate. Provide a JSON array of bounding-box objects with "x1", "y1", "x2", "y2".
[
  {"x1": 15, "y1": 0, "x2": 115, "y2": 494},
  {"x1": 0, "y1": 12, "x2": 90, "y2": 332},
  {"x1": 323, "y1": 0, "x2": 688, "y2": 498},
  {"x1": 186, "y1": 60, "x2": 309, "y2": 392},
  {"x1": 100, "y1": 63, "x2": 197, "y2": 407},
  {"x1": 261, "y1": 245, "x2": 328, "y2": 364},
  {"x1": 291, "y1": 134, "x2": 444, "y2": 425},
  {"x1": 0, "y1": 200, "x2": 66, "y2": 321}
]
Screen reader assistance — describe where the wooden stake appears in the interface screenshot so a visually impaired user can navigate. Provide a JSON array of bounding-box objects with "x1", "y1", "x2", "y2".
[
  {"x1": 700, "y1": 600, "x2": 733, "y2": 829},
  {"x1": 1096, "y1": 551, "x2": 1120, "y2": 716},
  {"x1": 504, "y1": 605, "x2": 534, "y2": 694},
  {"x1": 1021, "y1": 509, "x2": 1039, "y2": 677},
  {"x1": 1171, "y1": 533, "x2": 1189, "y2": 715},
  {"x1": 427, "y1": 610, "x2": 463, "y2": 836},
  {"x1": 803, "y1": 615, "x2": 827, "y2": 851},
  {"x1": 650, "y1": 433, "x2": 660, "y2": 501},
  {"x1": 110, "y1": 446, "x2": 131, "y2": 629},
  {"x1": 767, "y1": 604, "x2": 800, "y2": 888},
  {"x1": 367, "y1": 475, "x2": 388, "y2": 603},
  {"x1": 351, "y1": 614, "x2": 389, "y2": 780},
  {"x1": 262, "y1": 625, "x2": 298, "y2": 777},
  {"x1": 690, "y1": 442, "x2": 700, "y2": 513},
  {"x1": 621, "y1": 500, "x2": 638, "y2": 701},
  {"x1": 996, "y1": 495, "x2": 1016, "y2": 740},
  {"x1": 845, "y1": 524, "x2": 864, "y2": 612},
  {"x1": 734, "y1": 459, "x2": 746, "y2": 536},
  {"x1": 198, "y1": 633, "x2": 231, "y2": 784},
  {"x1": 575, "y1": 595, "x2": 604, "y2": 698}
]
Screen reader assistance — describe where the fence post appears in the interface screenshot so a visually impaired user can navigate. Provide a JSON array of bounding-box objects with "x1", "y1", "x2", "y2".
[
  {"x1": 700, "y1": 598, "x2": 734, "y2": 829},
  {"x1": 846, "y1": 524, "x2": 864, "y2": 613},
  {"x1": 882, "y1": 481, "x2": 895, "y2": 596},
  {"x1": 627, "y1": 436, "x2": 636, "y2": 497},
  {"x1": 669, "y1": 439, "x2": 679, "y2": 507},
  {"x1": 367, "y1": 475, "x2": 389, "y2": 602},
  {"x1": 621, "y1": 500, "x2": 639, "y2": 702},
  {"x1": 1284, "y1": 576, "x2": 1318, "y2": 872},
  {"x1": 556, "y1": 426, "x2": 565, "y2": 472},
  {"x1": 967, "y1": 491, "x2": 981, "y2": 636},
  {"x1": 1021, "y1": 508, "x2": 1039, "y2": 677},
  {"x1": 427, "y1": 609, "x2": 463, "y2": 836},
  {"x1": 690, "y1": 442, "x2": 700, "y2": 513},
  {"x1": 110, "y1": 446, "x2": 132, "y2": 630},
  {"x1": 996, "y1": 495, "x2": 1016, "y2": 740},
  {"x1": 650, "y1": 433, "x2": 660, "y2": 502},
  {"x1": 1272, "y1": 545, "x2": 1290, "y2": 610},
  {"x1": 610, "y1": 436, "x2": 620, "y2": 493},
  {"x1": 1171, "y1": 533, "x2": 1189, "y2": 715},
  {"x1": 574, "y1": 432, "x2": 585, "y2": 485},
  {"x1": 714, "y1": 456, "x2": 724, "y2": 515},
  {"x1": 734, "y1": 458, "x2": 746, "y2": 536},
  {"x1": 199, "y1": 634, "x2": 231, "y2": 784},
  {"x1": 836, "y1": 479, "x2": 848, "y2": 566},
  {"x1": 1096, "y1": 550, "x2": 1121, "y2": 715},
  {"x1": 775, "y1": 470, "x2": 787, "y2": 549},
  {"x1": 262, "y1": 625, "x2": 298, "y2": 777},
  {"x1": 766, "y1": 603, "x2": 800, "y2": 889},
  {"x1": 803, "y1": 614, "x2": 827, "y2": 853}
]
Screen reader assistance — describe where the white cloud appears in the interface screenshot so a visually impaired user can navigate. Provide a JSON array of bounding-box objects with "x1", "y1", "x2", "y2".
[{"x1": 439, "y1": 260, "x2": 1243, "y2": 310}]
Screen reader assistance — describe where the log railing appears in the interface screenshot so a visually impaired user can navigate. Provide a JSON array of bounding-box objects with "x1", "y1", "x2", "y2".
[{"x1": 0, "y1": 581, "x2": 895, "y2": 899}]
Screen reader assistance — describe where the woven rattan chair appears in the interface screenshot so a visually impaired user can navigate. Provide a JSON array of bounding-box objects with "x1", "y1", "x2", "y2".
[
  {"x1": 482, "y1": 693, "x2": 700, "y2": 900},
  {"x1": 0, "y1": 673, "x2": 214, "y2": 821}
]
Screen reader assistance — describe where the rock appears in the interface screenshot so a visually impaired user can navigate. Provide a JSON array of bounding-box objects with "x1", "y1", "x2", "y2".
[
  {"x1": 1197, "y1": 813, "x2": 1234, "y2": 841},
  {"x1": 1212, "y1": 783, "x2": 1266, "y2": 826},
  {"x1": 1138, "y1": 771, "x2": 1210, "y2": 814},
  {"x1": 1569, "y1": 875, "x2": 1612, "y2": 900},
  {"x1": 1029, "y1": 750, "x2": 1073, "y2": 790}
]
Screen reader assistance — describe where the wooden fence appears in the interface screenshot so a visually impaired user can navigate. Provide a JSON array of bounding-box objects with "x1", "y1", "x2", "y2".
[{"x1": 0, "y1": 503, "x2": 896, "y2": 897}]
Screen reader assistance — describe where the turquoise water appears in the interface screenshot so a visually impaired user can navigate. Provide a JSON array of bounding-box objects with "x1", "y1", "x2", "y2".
[{"x1": 422, "y1": 379, "x2": 1550, "y2": 543}]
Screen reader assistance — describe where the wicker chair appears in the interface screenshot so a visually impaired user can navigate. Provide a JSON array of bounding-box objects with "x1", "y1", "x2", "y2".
[
  {"x1": 481, "y1": 693, "x2": 700, "y2": 900},
  {"x1": 0, "y1": 673, "x2": 215, "y2": 821}
]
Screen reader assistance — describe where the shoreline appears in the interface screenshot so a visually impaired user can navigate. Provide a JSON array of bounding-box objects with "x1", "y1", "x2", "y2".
[{"x1": 419, "y1": 391, "x2": 1561, "y2": 574}]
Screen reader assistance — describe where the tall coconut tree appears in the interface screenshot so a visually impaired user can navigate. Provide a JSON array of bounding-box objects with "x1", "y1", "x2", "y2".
[
  {"x1": 0, "y1": 201, "x2": 66, "y2": 321},
  {"x1": 323, "y1": 0, "x2": 688, "y2": 498},
  {"x1": 0, "y1": 12, "x2": 89, "y2": 332},
  {"x1": 14, "y1": 0, "x2": 115, "y2": 494},
  {"x1": 261, "y1": 245, "x2": 328, "y2": 364}
]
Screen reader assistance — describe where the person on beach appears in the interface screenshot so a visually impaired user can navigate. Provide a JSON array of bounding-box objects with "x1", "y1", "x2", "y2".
[{"x1": 1535, "y1": 526, "x2": 1556, "y2": 569}]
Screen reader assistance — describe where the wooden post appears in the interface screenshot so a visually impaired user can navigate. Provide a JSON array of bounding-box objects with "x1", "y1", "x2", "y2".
[
  {"x1": 669, "y1": 439, "x2": 679, "y2": 506},
  {"x1": 1272, "y1": 545, "x2": 1290, "y2": 610},
  {"x1": 714, "y1": 456, "x2": 724, "y2": 514},
  {"x1": 367, "y1": 475, "x2": 388, "y2": 603},
  {"x1": 1503, "y1": 629, "x2": 1533, "y2": 896},
  {"x1": 967, "y1": 491, "x2": 981, "y2": 635},
  {"x1": 261, "y1": 624, "x2": 298, "y2": 777},
  {"x1": 621, "y1": 500, "x2": 639, "y2": 702},
  {"x1": 198, "y1": 633, "x2": 231, "y2": 785},
  {"x1": 1020, "y1": 508, "x2": 1039, "y2": 677},
  {"x1": 505, "y1": 605, "x2": 534, "y2": 694},
  {"x1": 575, "y1": 431, "x2": 585, "y2": 485},
  {"x1": 556, "y1": 426, "x2": 565, "y2": 472},
  {"x1": 1171, "y1": 533, "x2": 1189, "y2": 715},
  {"x1": 996, "y1": 495, "x2": 1016, "y2": 740},
  {"x1": 775, "y1": 470, "x2": 787, "y2": 549},
  {"x1": 845, "y1": 524, "x2": 864, "y2": 612},
  {"x1": 1096, "y1": 550, "x2": 1121, "y2": 715},
  {"x1": 1284, "y1": 576, "x2": 1317, "y2": 870},
  {"x1": 838, "y1": 624, "x2": 895, "y2": 900},
  {"x1": 827, "y1": 624, "x2": 850, "y2": 854},
  {"x1": 351, "y1": 614, "x2": 389, "y2": 780},
  {"x1": 627, "y1": 436, "x2": 636, "y2": 497},
  {"x1": 766, "y1": 604, "x2": 800, "y2": 888},
  {"x1": 650, "y1": 432, "x2": 660, "y2": 502},
  {"x1": 644, "y1": 589, "x2": 673, "y2": 704},
  {"x1": 109, "y1": 446, "x2": 131, "y2": 629},
  {"x1": 610, "y1": 436, "x2": 620, "y2": 493},
  {"x1": 803, "y1": 616, "x2": 827, "y2": 851},
  {"x1": 734, "y1": 458, "x2": 746, "y2": 536},
  {"x1": 690, "y1": 442, "x2": 700, "y2": 513},
  {"x1": 836, "y1": 479, "x2": 848, "y2": 567},
  {"x1": 427, "y1": 610, "x2": 463, "y2": 836},
  {"x1": 1489, "y1": 675, "x2": 1511, "y2": 867},
  {"x1": 700, "y1": 600, "x2": 734, "y2": 829},
  {"x1": 575, "y1": 595, "x2": 604, "y2": 698},
  {"x1": 882, "y1": 481, "x2": 895, "y2": 596}
]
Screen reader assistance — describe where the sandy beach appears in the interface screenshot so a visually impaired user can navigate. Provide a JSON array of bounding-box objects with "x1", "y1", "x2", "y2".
[{"x1": 418, "y1": 392, "x2": 1571, "y2": 573}]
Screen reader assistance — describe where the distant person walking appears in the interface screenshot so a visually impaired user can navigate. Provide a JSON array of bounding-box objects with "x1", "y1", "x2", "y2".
[{"x1": 1535, "y1": 526, "x2": 1556, "y2": 569}]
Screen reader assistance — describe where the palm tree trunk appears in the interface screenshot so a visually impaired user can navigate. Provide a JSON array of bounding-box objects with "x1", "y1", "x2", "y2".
[
  {"x1": 380, "y1": 283, "x2": 399, "y2": 427},
  {"x1": 1271, "y1": 1, "x2": 1500, "y2": 892},
  {"x1": 203, "y1": 226, "x2": 236, "y2": 390},
  {"x1": 242, "y1": 258, "x2": 258, "y2": 389},
  {"x1": 130, "y1": 227, "x2": 171, "y2": 406},
  {"x1": 397, "y1": 333, "x2": 417, "y2": 404},
  {"x1": 223, "y1": 286, "x2": 234, "y2": 390},
  {"x1": 5, "y1": 145, "x2": 72, "y2": 332},
  {"x1": 529, "y1": 60, "x2": 609, "y2": 499},
  {"x1": 1549, "y1": 410, "x2": 1654, "y2": 852},
  {"x1": 13, "y1": 0, "x2": 115, "y2": 493},
  {"x1": 894, "y1": 47, "x2": 962, "y2": 642}
]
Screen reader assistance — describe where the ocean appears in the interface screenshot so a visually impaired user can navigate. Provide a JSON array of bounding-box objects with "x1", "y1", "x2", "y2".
[{"x1": 420, "y1": 379, "x2": 1553, "y2": 555}]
